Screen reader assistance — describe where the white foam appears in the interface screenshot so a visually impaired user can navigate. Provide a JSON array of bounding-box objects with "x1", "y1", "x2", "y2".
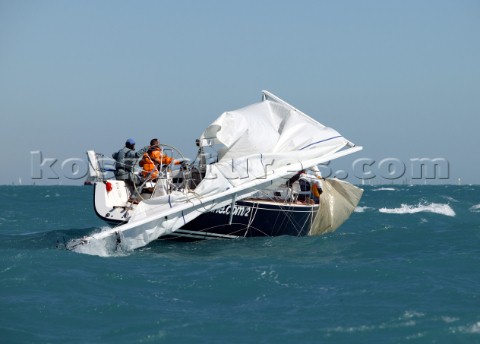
[
  {"x1": 68, "y1": 226, "x2": 130, "y2": 257},
  {"x1": 441, "y1": 195, "x2": 458, "y2": 203},
  {"x1": 401, "y1": 310, "x2": 425, "y2": 319},
  {"x1": 441, "y1": 316, "x2": 459, "y2": 323},
  {"x1": 354, "y1": 206, "x2": 374, "y2": 213},
  {"x1": 69, "y1": 237, "x2": 112, "y2": 257},
  {"x1": 373, "y1": 187, "x2": 396, "y2": 191},
  {"x1": 379, "y1": 203, "x2": 455, "y2": 217},
  {"x1": 451, "y1": 321, "x2": 480, "y2": 334},
  {"x1": 469, "y1": 204, "x2": 480, "y2": 213},
  {"x1": 465, "y1": 322, "x2": 480, "y2": 334},
  {"x1": 328, "y1": 325, "x2": 375, "y2": 333}
]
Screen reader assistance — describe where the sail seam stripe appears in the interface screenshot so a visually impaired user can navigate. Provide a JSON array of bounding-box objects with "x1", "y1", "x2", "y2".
[{"x1": 299, "y1": 135, "x2": 343, "y2": 150}]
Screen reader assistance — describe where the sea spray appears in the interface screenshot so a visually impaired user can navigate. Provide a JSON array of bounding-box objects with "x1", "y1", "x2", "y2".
[
  {"x1": 469, "y1": 204, "x2": 480, "y2": 213},
  {"x1": 379, "y1": 202, "x2": 455, "y2": 217}
]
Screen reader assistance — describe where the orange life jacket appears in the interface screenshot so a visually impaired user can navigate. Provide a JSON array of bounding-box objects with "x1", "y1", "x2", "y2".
[
  {"x1": 140, "y1": 152, "x2": 158, "y2": 179},
  {"x1": 311, "y1": 183, "x2": 321, "y2": 198},
  {"x1": 140, "y1": 148, "x2": 175, "y2": 179}
]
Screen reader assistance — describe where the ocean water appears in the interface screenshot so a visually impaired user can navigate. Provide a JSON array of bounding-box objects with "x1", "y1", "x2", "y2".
[{"x1": 1, "y1": 185, "x2": 480, "y2": 343}]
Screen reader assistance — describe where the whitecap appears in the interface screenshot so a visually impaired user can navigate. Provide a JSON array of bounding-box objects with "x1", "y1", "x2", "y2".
[
  {"x1": 328, "y1": 325, "x2": 375, "y2": 333},
  {"x1": 451, "y1": 321, "x2": 480, "y2": 334},
  {"x1": 441, "y1": 316, "x2": 459, "y2": 323},
  {"x1": 401, "y1": 310, "x2": 425, "y2": 319},
  {"x1": 469, "y1": 204, "x2": 480, "y2": 213},
  {"x1": 441, "y1": 195, "x2": 458, "y2": 203},
  {"x1": 373, "y1": 187, "x2": 396, "y2": 191},
  {"x1": 405, "y1": 332, "x2": 425, "y2": 340},
  {"x1": 379, "y1": 203, "x2": 455, "y2": 217},
  {"x1": 466, "y1": 322, "x2": 480, "y2": 334},
  {"x1": 354, "y1": 206, "x2": 374, "y2": 213},
  {"x1": 1, "y1": 266, "x2": 13, "y2": 273}
]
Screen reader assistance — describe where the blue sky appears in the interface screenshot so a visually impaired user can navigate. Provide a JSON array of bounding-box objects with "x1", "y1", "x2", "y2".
[{"x1": 1, "y1": 0, "x2": 479, "y2": 185}]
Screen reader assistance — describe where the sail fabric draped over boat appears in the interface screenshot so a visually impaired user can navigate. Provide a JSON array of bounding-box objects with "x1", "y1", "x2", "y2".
[
  {"x1": 121, "y1": 100, "x2": 354, "y2": 241},
  {"x1": 200, "y1": 100, "x2": 347, "y2": 161},
  {"x1": 309, "y1": 179, "x2": 363, "y2": 236},
  {"x1": 117, "y1": 100, "x2": 348, "y2": 246},
  {"x1": 71, "y1": 94, "x2": 362, "y2": 255}
]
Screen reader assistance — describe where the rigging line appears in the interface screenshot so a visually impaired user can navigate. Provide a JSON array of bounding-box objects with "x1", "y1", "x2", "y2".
[
  {"x1": 308, "y1": 206, "x2": 317, "y2": 236},
  {"x1": 270, "y1": 203, "x2": 296, "y2": 235},
  {"x1": 274, "y1": 202, "x2": 313, "y2": 236},
  {"x1": 182, "y1": 223, "x2": 246, "y2": 237},
  {"x1": 273, "y1": 205, "x2": 293, "y2": 235},
  {"x1": 184, "y1": 190, "x2": 218, "y2": 213},
  {"x1": 249, "y1": 227, "x2": 270, "y2": 237},
  {"x1": 244, "y1": 202, "x2": 259, "y2": 236},
  {"x1": 195, "y1": 224, "x2": 248, "y2": 238},
  {"x1": 185, "y1": 178, "x2": 264, "y2": 213},
  {"x1": 296, "y1": 208, "x2": 315, "y2": 236},
  {"x1": 292, "y1": 204, "x2": 317, "y2": 235}
]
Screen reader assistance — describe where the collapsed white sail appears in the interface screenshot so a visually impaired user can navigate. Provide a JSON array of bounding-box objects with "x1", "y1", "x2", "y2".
[
  {"x1": 309, "y1": 179, "x2": 363, "y2": 236},
  {"x1": 71, "y1": 91, "x2": 362, "y2": 255},
  {"x1": 201, "y1": 99, "x2": 343, "y2": 160}
]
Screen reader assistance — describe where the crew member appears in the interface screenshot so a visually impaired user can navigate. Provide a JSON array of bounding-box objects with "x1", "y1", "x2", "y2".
[
  {"x1": 112, "y1": 138, "x2": 146, "y2": 187},
  {"x1": 139, "y1": 138, "x2": 180, "y2": 180}
]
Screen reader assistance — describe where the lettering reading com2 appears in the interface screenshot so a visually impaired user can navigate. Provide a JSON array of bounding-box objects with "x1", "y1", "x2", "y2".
[{"x1": 212, "y1": 205, "x2": 251, "y2": 217}]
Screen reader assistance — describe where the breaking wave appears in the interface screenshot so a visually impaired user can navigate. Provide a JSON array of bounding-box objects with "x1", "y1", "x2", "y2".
[
  {"x1": 469, "y1": 204, "x2": 480, "y2": 213},
  {"x1": 451, "y1": 321, "x2": 480, "y2": 334},
  {"x1": 379, "y1": 203, "x2": 455, "y2": 217},
  {"x1": 441, "y1": 195, "x2": 459, "y2": 203},
  {"x1": 66, "y1": 226, "x2": 129, "y2": 257},
  {"x1": 354, "y1": 206, "x2": 375, "y2": 213},
  {"x1": 372, "y1": 187, "x2": 397, "y2": 192}
]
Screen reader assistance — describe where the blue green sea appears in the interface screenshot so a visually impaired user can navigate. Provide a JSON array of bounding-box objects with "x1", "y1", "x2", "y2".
[{"x1": 1, "y1": 185, "x2": 479, "y2": 343}]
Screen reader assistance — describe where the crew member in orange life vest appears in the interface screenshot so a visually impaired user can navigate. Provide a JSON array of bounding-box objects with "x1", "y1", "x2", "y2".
[{"x1": 139, "y1": 138, "x2": 180, "y2": 179}]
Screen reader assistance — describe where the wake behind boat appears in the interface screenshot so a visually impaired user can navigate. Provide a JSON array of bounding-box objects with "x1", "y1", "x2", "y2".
[{"x1": 69, "y1": 91, "x2": 363, "y2": 255}]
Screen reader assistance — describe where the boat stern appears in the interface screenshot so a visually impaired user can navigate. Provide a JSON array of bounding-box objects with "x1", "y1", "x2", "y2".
[{"x1": 93, "y1": 180, "x2": 133, "y2": 224}]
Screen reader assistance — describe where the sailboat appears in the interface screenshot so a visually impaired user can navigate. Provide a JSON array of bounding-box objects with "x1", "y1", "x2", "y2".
[{"x1": 68, "y1": 91, "x2": 363, "y2": 255}]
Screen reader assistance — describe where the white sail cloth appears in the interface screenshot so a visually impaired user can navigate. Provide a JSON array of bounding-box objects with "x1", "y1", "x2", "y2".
[
  {"x1": 200, "y1": 100, "x2": 346, "y2": 161},
  {"x1": 71, "y1": 96, "x2": 361, "y2": 255},
  {"x1": 127, "y1": 99, "x2": 354, "y2": 229},
  {"x1": 309, "y1": 178, "x2": 364, "y2": 236}
]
